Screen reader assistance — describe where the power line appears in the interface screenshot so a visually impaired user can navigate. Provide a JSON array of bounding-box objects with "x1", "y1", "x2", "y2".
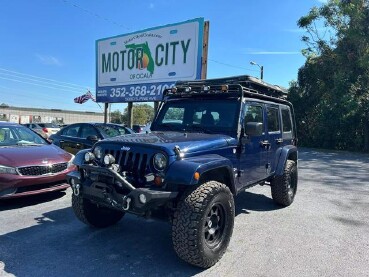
[
  {"x1": 0, "y1": 72, "x2": 89, "y2": 93},
  {"x1": 0, "y1": 88, "x2": 100, "y2": 111},
  {"x1": 61, "y1": 0, "x2": 131, "y2": 31},
  {"x1": 0, "y1": 76, "x2": 85, "y2": 94},
  {"x1": 208, "y1": 59, "x2": 260, "y2": 72},
  {"x1": 0, "y1": 67, "x2": 92, "y2": 91}
]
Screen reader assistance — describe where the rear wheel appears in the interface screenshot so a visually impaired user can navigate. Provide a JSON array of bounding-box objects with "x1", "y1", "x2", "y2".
[
  {"x1": 72, "y1": 194, "x2": 125, "y2": 228},
  {"x1": 172, "y1": 181, "x2": 235, "y2": 268},
  {"x1": 271, "y1": 160, "x2": 298, "y2": 206}
]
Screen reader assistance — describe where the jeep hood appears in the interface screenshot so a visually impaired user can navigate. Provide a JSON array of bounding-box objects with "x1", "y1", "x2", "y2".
[{"x1": 99, "y1": 132, "x2": 237, "y2": 155}]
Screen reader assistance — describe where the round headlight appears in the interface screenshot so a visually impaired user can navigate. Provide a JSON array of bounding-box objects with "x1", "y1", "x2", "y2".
[
  {"x1": 94, "y1": 146, "x2": 103, "y2": 159},
  {"x1": 104, "y1": 154, "x2": 115, "y2": 165},
  {"x1": 84, "y1": 152, "x2": 95, "y2": 162},
  {"x1": 153, "y1": 153, "x2": 167, "y2": 171}
]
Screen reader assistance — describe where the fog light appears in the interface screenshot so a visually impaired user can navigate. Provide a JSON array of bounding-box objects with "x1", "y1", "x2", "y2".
[
  {"x1": 84, "y1": 152, "x2": 95, "y2": 162},
  {"x1": 104, "y1": 154, "x2": 115, "y2": 165},
  {"x1": 139, "y1": 193, "x2": 147, "y2": 204}
]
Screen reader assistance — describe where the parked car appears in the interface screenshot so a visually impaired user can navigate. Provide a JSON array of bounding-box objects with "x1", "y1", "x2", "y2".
[
  {"x1": 23, "y1": 123, "x2": 60, "y2": 139},
  {"x1": 0, "y1": 122, "x2": 75, "y2": 199},
  {"x1": 49, "y1": 123, "x2": 134, "y2": 155},
  {"x1": 67, "y1": 75, "x2": 298, "y2": 268},
  {"x1": 132, "y1": 124, "x2": 146, "y2": 133}
]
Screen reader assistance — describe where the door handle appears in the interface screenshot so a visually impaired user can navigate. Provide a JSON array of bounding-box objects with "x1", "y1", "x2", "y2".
[
  {"x1": 260, "y1": 140, "x2": 271, "y2": 148},
  {"x1": 275, "y1": 138, "x2": 283, "y2": 144},
  {"x1": 59, "y1": 140, "x2": 65, "y2": 143}
]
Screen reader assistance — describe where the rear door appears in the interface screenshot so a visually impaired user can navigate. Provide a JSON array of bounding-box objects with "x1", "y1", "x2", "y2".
[
  {"x1": 239, "y1": 102, "x2": 268, "y2": 186},
  {"x1": 57, "y1": 124, "x2": 82, "y2": 154},
  {"x1": 280, "y1": 106, "x2": 295, "y2": 147},
  {"x1": 265, "y1": 104, "x2": 282, "y2": 175},
  {"x1": 79, "y1": 124, "x2": 101, "y2": 149}
]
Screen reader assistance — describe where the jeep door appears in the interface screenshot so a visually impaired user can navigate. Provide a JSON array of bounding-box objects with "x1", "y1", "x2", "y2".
[
  {"x1": 55, "y1": 124, "x2": 83, "y2": 155},
  {"x1": 280, "y1": 106, "x2": 295, "y2": 147},
  {"x1": 265, "y1": 105, "x2": 282, "y2": 175},
  {"x1": 239, "y1": 102, "x2": 268, "y2": 186}
]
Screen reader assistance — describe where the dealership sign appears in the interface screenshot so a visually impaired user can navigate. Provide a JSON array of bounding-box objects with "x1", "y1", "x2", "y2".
[{"x1": 96, "y1": 18, "x2": 204, "y2": 102}]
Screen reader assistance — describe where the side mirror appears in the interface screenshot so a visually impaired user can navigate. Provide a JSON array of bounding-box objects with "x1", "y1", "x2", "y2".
[
  {"x1": 245, "y1": 122, "x2": 263, "y2": 136},
  {"x1": 86, "y1": 135, "x2": 99, "y2": 141}
]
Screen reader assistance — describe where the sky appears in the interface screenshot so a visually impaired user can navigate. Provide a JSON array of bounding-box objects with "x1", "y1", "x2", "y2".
[{"x1": 0, "y1": 0, "x2": 327, "y2": 113}]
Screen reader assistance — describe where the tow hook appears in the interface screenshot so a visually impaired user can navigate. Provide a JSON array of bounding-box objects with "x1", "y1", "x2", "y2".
[
  {"x1": 122, "y1": 196, "x2": 131, "y2": 211},
  {"x1": 72, "y1": 184, "x2": 80, "y2": 196}
]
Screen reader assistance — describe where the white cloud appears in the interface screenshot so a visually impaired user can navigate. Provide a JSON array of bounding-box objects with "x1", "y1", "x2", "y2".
[{"x1": 35, "y1": 54, "x2": 62, "y2": 66}]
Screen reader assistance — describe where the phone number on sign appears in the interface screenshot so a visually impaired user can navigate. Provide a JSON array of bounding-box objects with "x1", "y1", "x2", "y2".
[{"x1": 108, "y1": 83, "x2": 175, "y2": 98}]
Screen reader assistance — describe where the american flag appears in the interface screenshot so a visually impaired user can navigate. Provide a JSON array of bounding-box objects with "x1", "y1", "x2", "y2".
[{"x1": 74, "y1": 91, "x2": 96, "y2": 104}]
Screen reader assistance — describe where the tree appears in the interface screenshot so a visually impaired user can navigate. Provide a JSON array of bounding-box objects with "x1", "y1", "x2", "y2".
[
  {"x1": 121, "y1": 103, "x2": 155, "y2": 125},
  {"x1": 289, "y1": 0, "x2": 369, "y2": 151},
  {"x1": 110, "y1": 110, "x2": 123, "y2": 124}
]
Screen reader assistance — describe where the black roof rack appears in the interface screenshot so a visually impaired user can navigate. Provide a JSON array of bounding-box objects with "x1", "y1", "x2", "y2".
[{"x1": 164, "y1": 75, "x2": 288, "y2": 100}]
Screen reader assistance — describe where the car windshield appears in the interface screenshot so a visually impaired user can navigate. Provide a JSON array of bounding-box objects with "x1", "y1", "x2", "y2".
[
  {"x1": 0, "y1": 125, "x2": 48, "y2": 146},
  {"x1": 95, "y1": 124, "x2": 129, "y2": 138},
  {"x1": 152, "y1": 99, "x2": 240, "y2": 133}
]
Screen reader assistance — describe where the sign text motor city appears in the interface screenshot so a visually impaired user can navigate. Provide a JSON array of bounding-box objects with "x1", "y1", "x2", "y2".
[{"x1": 101, "y1": 39, "x2": 191, "y2": 73}]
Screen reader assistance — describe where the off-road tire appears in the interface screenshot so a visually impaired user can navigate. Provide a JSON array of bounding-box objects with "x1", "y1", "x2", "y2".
[
  {"x1": 172, "y1": 181, "x2": 235, "y2": 268},
  {"x1": 271, "y1": 160, "x2": 298, "y2": 206},
  {"x1": 72, "y1": 194, "x2": 125, "y2": 228}
]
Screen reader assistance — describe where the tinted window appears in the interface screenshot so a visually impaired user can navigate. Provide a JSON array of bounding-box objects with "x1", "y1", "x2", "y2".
[
  {"x1": 80, "y1": 125, "x2": 98, "y2": 138},
  {"x1": 95, "y1": 125, "x2": 128, "y2": 138},
  {"x1": 245, "y1": 105, "x2": 263, "y2": 123},
  {"x1": 163, "y1": 107, "x2": 185, "y2": 124},
  {"x1": 267, "y1": 107, "x2": 280, "y2": 132},
  {"x1": 153, "y1": 100, "x2": 239, "y2": 132},
  {"x1": 61, "y1": 125, "x2": 80, "y2": 137},
  {"x1": 281, "y1": 109, "x2": 292, "y2": 132}
]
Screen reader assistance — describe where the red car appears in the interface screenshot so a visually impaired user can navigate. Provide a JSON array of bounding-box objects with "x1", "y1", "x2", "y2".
[{"x1": 0, "y1": 122, "x2": 75, "y2": 199}]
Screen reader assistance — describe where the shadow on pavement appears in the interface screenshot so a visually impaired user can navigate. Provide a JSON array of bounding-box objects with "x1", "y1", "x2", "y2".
[
  {"x1": 234, "y1": 191, "x2": 282, "y2": 215},
  {"x1": 0, "y1": 205, "x2": 203, "y2": 277}
]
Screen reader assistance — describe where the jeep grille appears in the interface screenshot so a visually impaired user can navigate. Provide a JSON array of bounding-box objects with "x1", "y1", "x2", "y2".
[{"x1": 103, "y1": 148, "x2": 149, "y2": 177}]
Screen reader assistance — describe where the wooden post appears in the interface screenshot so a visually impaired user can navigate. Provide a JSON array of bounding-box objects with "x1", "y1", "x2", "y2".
[
  {"x1": 201, "y1": 21, "x2": 210, "y2": 79},
  {"x1": 104, "y1": 103, "x2": 108, "y2": 123},
  {"x1": 127, "y1": 102, "x2": 133, "y2": 128}
]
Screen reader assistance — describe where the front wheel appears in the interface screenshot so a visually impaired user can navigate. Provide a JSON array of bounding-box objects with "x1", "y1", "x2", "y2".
[
  {"x1": 72, "y1": 194, "x2": 125, "y2": 228},
  {"x1": 271, "y1": 160, "x2": 298, "y2": 206},
  {"x1": 172, "y1": 181, "x2": 235, "y2": 268}
]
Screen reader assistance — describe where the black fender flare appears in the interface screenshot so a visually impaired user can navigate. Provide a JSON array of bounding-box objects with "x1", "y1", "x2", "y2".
[
  {"x1": 73, "y1": 149, "x2": 91, "y2": 166},
  {"x1": 165, "y1": 154, "x2": 236, "y2": 193},
  {"x1": 274, "y1": 145, "x2": 298, "y2": 176}
]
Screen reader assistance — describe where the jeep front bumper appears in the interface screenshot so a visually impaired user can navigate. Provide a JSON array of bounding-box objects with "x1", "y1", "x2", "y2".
[{"x1": 66, "y1": 166, "x2": 178, "y2": 215}]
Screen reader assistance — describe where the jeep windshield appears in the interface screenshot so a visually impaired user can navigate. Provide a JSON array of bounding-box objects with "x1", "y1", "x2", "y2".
[{"x1": 151, "y1": 99, "x2": 240, "y2": 134}]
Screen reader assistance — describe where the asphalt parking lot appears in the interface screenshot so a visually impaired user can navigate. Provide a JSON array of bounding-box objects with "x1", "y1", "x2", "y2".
[{"x1": 1, "y1": 148, "x2": 368, "y2": 277}]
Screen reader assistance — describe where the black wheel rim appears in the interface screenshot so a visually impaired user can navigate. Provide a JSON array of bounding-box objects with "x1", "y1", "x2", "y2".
[{"x1": 204, "y1": 203, "x2": 226, "y2": 248}]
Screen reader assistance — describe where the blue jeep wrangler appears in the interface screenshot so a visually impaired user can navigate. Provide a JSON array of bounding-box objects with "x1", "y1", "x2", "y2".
[{"x1": 67, "y1": 75, "x2": 298, "y2": 268}]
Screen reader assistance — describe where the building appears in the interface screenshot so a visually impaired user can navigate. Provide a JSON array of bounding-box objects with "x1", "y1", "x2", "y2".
[{"x1": 0, "y1": 104, "x2": 104, "y2": 124}]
